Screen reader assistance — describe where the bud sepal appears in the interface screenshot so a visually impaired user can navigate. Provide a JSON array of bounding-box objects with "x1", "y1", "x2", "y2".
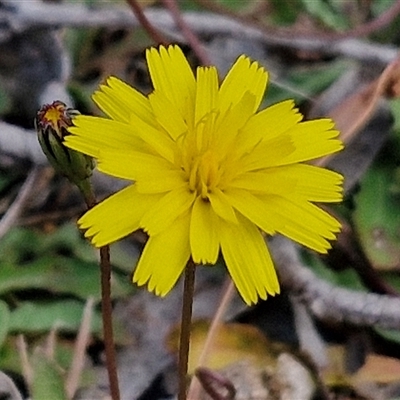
[{"x1": 36, "y1": 101, "x2": 94, "y2": 187}]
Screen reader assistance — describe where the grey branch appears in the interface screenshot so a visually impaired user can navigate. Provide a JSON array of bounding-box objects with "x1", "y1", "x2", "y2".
[
  {"x1": 0, "y1": 371, "x2": 23, "y2": 400},
  {"x1": 0, "y1": 1, "x2": 397, "y2": 65},
  {"x1": 0, "y1": 121, "x2": 46, "y2": 164},
  {"x1": 0, "y1": 2, "x2": 397, "y2": 163},
  {"x1": 272, "y1": 237, "x2": 400, "y2": 330}
]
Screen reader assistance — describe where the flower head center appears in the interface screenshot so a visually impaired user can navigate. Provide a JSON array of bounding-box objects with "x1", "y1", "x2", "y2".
[
  {"x1": 188, "y1": 149, "x2": 220, "y2": 198},
  {"x1": 36, "y1": 101, "x2": 79, "y2": 139}
]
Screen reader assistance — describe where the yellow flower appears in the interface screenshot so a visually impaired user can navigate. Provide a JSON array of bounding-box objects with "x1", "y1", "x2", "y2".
[{"x1": 65, "y1": 45, "x2": 343, "y2": 305}]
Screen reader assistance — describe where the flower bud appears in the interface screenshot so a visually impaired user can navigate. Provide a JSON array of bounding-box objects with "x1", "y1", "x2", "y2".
[{"x1": 35, "y1": 101, "x2": 94, "y2": 186}]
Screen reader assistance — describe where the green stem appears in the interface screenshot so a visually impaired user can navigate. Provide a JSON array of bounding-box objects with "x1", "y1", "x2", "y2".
[
  {"x1": 80, "y1": 179, "x2": 120, "y2": 400},
  {"x1": 76, "y1": 179, "x2": 96, "y2": 208},
  {"x1": 100, "y1": 245, "x2": 120, "y2": 400},
  {"x1": 178, "y1": 260, "x2": 196, "y2": 400}
]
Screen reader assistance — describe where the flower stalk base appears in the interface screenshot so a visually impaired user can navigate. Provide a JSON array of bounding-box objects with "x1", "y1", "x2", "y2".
[{"x1": 178, "y1": 260, "x2": 196, "y2": 400}]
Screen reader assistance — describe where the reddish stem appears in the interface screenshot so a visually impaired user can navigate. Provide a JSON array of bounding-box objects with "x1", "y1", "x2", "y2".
[
  {"x1": 161, "y1": 0, "x2": 211, "y2": 66},
  {"x1": 126, "y1": 0, "x2": 169, "y2": 45}
]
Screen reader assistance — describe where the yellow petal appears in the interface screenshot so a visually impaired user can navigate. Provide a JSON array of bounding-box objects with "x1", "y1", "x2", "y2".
[
  {"x1": 281, "y1": 119, "x2": 343, "y2": 164},
  {"x1": 223, "y1": 188, "x2": 281, "y2": 235},
  {"x1": 219, "y1": 213, "x2": 280, "y2": 305},
  {"x1": 140, "y1": 187, "x2": 196, "y2": 235},
  {"x1": 214, "y1": 92, "x2": 256, "y2": 156},
  {"x1": 190, "y1": 197, "x2": 219, "y2": 264},
  {"x1": 264, "y1": 196, "x2": 342, "y2": 253},
  {"x1": 93, "y1": 76, "x2": 155, "y2": 126},
  {"x1": 129, "y1": 112, "x2": 176, "y2": 163},
  {"x1": 268, "y1": 164, "x2": 343, "y2": 202},
  {"x1": 231, "y1": 170, "x2": 295, "y2": 196},
  {"x1": 146, "y1": 45, "x2": 196, "y2": 129},
  {"x1": 195, "y1": 66, "x2": 219, "y2": 126},
  {"x1": 133, "y1": 213, "x2": 191, "y2": 296},
  {"x1": 223, "y1": 186, "x2": 341, "y2": 253},
  {"x1": 238, "y1": 113, "x2": 342, "y2": 172},
  {"x1": 208, "y1": 188, "x2": 238, "y2": 224},
  {"x1": 135, "y1": 170, "x2": 187, "y2": 194},
  {"x1": 239, "y1": 134, "x2": 296, "y2": 173},
  {"x1": 231, "y1": 164, "x2": 343, "y2": 202},
  {"x1": 78, "y1": 185, "x2": 161, "y2": 247},
  {"x1": 66, "y1": 116, "x2": 147, "y2": 158},
  {"x1": 97, "y1": 149, "x2": 176, "y2": 182},
  {"x1": 148, "y1": 91, "x2": 188, "y2": 140},
  {"x1": 219, "y1": 55, "x2": 267, "y2": 115},
  {"x1": 238, "y1": 99, "x2": 302, "y2": 153}
]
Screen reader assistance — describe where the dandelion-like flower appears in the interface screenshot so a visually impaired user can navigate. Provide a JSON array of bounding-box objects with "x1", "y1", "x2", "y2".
[{"x1": 65, "y1": 45, "x2": 343, "y2": 305}]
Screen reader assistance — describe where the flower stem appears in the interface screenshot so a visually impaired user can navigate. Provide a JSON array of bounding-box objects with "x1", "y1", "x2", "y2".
[
  {"x1": 161, "y1": 0, "x2": 211, "y2": 66},
  {"x1": 178, "y1": 260, "x2": 196, "y2": 400},
  {"x1": 80, "y1": 180, "x2": 120, "y2": 400},
  {"x1": 100, "y1": 245, "x2": 120, "y2": 400},
  {"x1": 126, "y1": 0, "x2": 169, "y2": 45}
]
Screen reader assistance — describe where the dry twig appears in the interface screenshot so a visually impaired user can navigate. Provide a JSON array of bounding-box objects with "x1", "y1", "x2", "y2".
[
  {"x1": 65, "y1": 298, "x2": 95, "y2": 399},
  {"x1": 0, "y1": 3, "x2": 397, "y2": 64},
  {"x1": 272, "y1": 237, "x2": 400, "y2": 330}
]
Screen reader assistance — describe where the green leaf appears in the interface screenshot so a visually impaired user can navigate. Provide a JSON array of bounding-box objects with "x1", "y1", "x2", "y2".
[
  {"x1": 300, "y1": 0, "x2": 349, "y2": 30},
  {"x1": 0, "y1": 172, "x2": 18, "y2": 195},
  {"x1": 269, "y1": 0, "x2": 303, "y2": 25},
  {"x1": 43, "y1": 223, "x2": 92, "y2": 257},
  {"x1": 266, "y1": 60, "x2": 348, "y2": 106},
  {"x1": 0, "y1": 223, "x2": 95, "y2": 263},
  {"x1": 0, "y1": 223, "x2": 134, "y2": 299},
  {"x1": 371, "y1": 0, "x2": 397, "y2": 16},
  {"x1": 8, "y1": 300, "x2": 130, "y2": 344},
  {"x1": 0, "y1": 255, "x2": 132, "y2": 300},
  {"x1": 378, "y1": 272, "x2": 400, "y2": 297},
  {"x1": 334, "y1": 268, "x2": 367, "y2": 291},
  {"x1": 0, "y1": 301, "x2": 10, "y2": 348},
  {"x1": 31, "y1": 351, "x2": 68, "y2": 400},
  {"x1": 302, "y1": 251, "x2": 366, "y2": 291},
  {"x1": 0, "y1": 338, "x2": 22, "y2": 372},
  {"x1": 0, "y1": 228, "x2": 41, "y2": 265},
  {"x1": 0, "y1": 86, "x2": 10, "y2": 115},
  {"x1": 9, "y1": 300, "x2": 102, "y2": 334},
  {"x1": 390, "y1": 99, "x2": 400, "y2": 133},
  {"x1": 353, "y1": 147, "x2": 400, "y2": 270},
  {"x1": 287, "y1": 60, "x2": 350, "y2": 97},
  {"x1": 374, "y1": 327, "x2": 400, "y2": 346},
  {"x1": 215, "y1": 0, "x2": 253, "y2": 12}
]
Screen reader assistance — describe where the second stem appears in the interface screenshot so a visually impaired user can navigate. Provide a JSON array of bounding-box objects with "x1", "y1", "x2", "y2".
[{"x1": 178, "y1": 260, "x2": 196, "y2": 400}]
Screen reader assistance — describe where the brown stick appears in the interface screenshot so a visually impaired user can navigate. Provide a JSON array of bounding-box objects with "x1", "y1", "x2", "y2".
[
  {"x1": 126, "y1": 0, "x2": 169, "y2": 45},
  {"x1": 161, "y1": 0, "x2": 211, "y2": 66}
]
